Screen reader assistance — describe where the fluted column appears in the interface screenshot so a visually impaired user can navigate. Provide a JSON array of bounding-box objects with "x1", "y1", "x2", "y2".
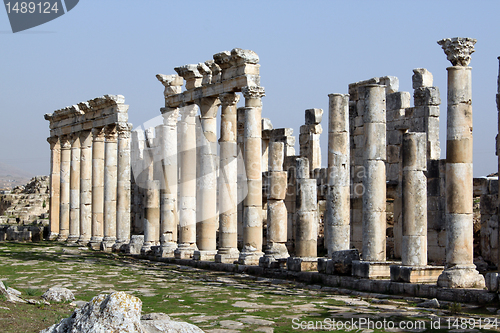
[
  {"x1": 47, "y1": 136, "x2": 61, "y2": 240},
  {"x1": 325, "y1": 94, "x2": 350, "y2": 256},
  {"x1": 67, "y1": 133, "x2": 81, "y2": 243},
  {"x1": 114, "y1": 124, "x2": 132, "y2": 251},
  {"x1": 216, "y1": 92, "x2": 240, "y2": 263},
  {"x1": 437, "y1": 37, "x2": 485, "y2": 288},
  {"x1": 194, "y1": 97, "x2": 220, "y2": 261},
  {"x1": 175, "y1": 104, "x2": 199, "y2": 259},
  {"x1": 239, "y1": 86, "x2": 265, "y2": 265},
  {"x1": 90, "y1": 127, "x2": 105, "y2": 250},
  {"x1": 78, "y1": 130, "x2": 92, "y2": 245},
  {"x1": 57, "y1": 135, "x2": 71, "y2": 241}
]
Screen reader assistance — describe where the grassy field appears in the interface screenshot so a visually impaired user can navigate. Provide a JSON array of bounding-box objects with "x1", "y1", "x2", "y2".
[{"x1": 0, "y1": 241, "x2": 498, "y2": 333}]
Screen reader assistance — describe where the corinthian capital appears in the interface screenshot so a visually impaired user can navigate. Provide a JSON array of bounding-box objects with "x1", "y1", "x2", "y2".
[
  {"x1": 242, "y1": 86, "x2": 265, "y2": 100},
  {"x1": 437, "y1": 37, "x2": 477, "y2": 67},
  {"x1": 219, "y1": 92, "x2": 240, "y2": 107}
]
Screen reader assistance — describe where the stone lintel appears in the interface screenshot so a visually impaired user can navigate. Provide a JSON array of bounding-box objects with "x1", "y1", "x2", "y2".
[
  {"x1": 390, "y1": 265, "x2": 444, "y2": 283},
  {"x1": 165, "y1": 75, "x2": 260, "y2": 107},
  {"x1": 352, "y1": 260, "x2": 401, "y2": 279}
]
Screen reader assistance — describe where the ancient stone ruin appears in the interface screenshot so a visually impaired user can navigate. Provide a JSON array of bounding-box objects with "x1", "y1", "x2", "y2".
[{"x1": 42, "y1": 37, "x2": 500, "y2": 295}]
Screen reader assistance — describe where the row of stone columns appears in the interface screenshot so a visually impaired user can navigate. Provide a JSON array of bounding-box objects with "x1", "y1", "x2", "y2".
[{"x1": 47, "y1": 123, "x2": 132, "y2": 251}]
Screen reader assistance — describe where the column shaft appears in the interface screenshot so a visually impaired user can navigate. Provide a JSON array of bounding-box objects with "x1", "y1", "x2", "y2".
[
  {"x1": 361, "y1": 84, "x2": 387, "y2": 262},
  {"x1": 68, "y1": 134, "x2": 81, "y2": 243},
  {"x1": 58, "y1": 136, "x2": 71, "y2": 241},
  {"x1": 102, "y1": 126, "x2": 118, "y2": 251},
  {"x1": 194, "y1": 97, "x2": 220, "y2": 260},
  {"x1": 325, "y1": 94, "x2": 350, "y2": 256},
  {"x1": 90, "y1": 127, "x2": 105, "y2": 249},
  {"x1": 175, "y1": 105, "x2": 198, "y2": 259},
  {"x1": 158, "y1": 109, "x2": 179, "y2": 256},
  {"x1": 402, "y1": 132, "x2": 427, "y2": 266},
  {"x1": 238, "y1": 86, "x2": 265, "y2": 265},
  {"x1": 216, "y1": 93, "x2": 240, "y2": 263},
  {"x1": 47, "y1": 137, "x2": 60, "y2": 240},
  {"x1": 115, "y1": 124, "x2": 132, "y2": 250},
  {"x1": 78, "y1": 130, "x2": 92, "y2": 245}
]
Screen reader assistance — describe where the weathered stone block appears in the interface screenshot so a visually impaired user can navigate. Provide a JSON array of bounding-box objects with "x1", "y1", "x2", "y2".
[
  {"x1": 414, "y1": 87, "x2": 440, "y2": 106},
  {"x1": 386, "y1": 91, "x2": 411, "y2": 110},
  {"x1": 305, "y1": 108, "x2": 323, "y2": 125},
  {"x1": 412, "y1": 68, "x2": 434, "y2": 89}
]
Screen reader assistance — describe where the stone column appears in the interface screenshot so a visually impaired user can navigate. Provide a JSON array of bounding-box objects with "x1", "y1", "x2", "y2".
[
  {"x1": 90, "y1": 127, "x2": 105, "y2": 250},
  {"x1": 114, "y1": 124, "x2": 132, "y2": 251},
  {"x1": 325, "y1": 94, "x2": 350, "y2": 256},
  {"x1": 437, "y1": 37, "x2": 485, "y2": 288},
  {"x1": 194, "y1": 97, "x2": 220, "y2": 261},
  {"x1": 352, "y1": 84, "x2": 393, "y2": 279},
  {"x1": 47, "y1": 136, "x2": 60, "y2": 240},
  {"x1": 390, "y1": 133, "x2": 443, "y2": 283},
  {"x1": 101, "y1": 125, "x2": 118, "y2": 251},
  {"x1": 216, "y1": 92, "x2": 240, "y2": 263},
  {"x1": 68, "y1": 133, "x2": 81, "y2": 243},
  {"x1": 287, "y1": 157, "x2": 318, "y2": 271},
  {"x1": 260, "y1": 141, "x2": 289, "y2": 268},
  {"x1": 362, "y1": 84, "x2": 387, "y2": 262},
  {"x1": 158, "y1": 108, "x2": 179, "y2": 257},
  {"x1": 299, "y1": 109, "x2": 323, "y2": 176},
  {"x1": 175, "y1": 104, "x2": 199, "y2": 259},
  {"x1": 239, "y1": 86, "x2": 265, "y2": 265},
  {"x1": 78, "y1": 130, "x2": 92, "y2": 245},
  {"x1": 237, "y1": 107, "x2": 245, "y2": 249},
  {"x1": 57, "y1": 135, "x2": 71, "y2": 241}
]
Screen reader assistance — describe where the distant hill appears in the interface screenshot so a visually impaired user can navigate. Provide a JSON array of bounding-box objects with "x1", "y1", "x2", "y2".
[{"x1": 0, "y1": 162, "x2": 34, "y2": 189}]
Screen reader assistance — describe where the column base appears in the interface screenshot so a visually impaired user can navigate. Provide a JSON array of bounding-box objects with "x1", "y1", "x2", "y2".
[
  {"x1": 76, "y1": 237, "x2": 90, "y2": 246},
  {"x1": 238, "y1": 249, "x2": 264, "y2": 266},
  {"x1": 101, "y1": 237, "x2": 117, "y2": 252},
  {"x1": 141, "y1": 242, "x2": 158, "y2": 256},
  {"x1": 174, "y1": 243, "x2": 197, "y2": 259},
  {"x1": 112, "y1": 240, "x2": 128, "y2": 253},
  {"x1": 390, "y1": 265, "x2": 444, "y2": 283},
  {"x1": 259, "y1": 243, "x2": 289, "y2": 268},
  {"x1": 193, "y1": 250, "x2": 217, "y2": 261},
  {"x1": 287, "y1": 257, "x2": 317, "y2": 272},
  {"x1": 215, "y1": 248, "x2": 240, "y2": 264},
  {"x1": 437, "y1": 265, "x2": 486, "y2": 289},
  {"x1": 46, "y1": 232, "x2": 59, "y2": 241},
  {"x1": 66, "y1": 235, "x2": 79, "y2": 244},
  {"x1": 155, "y1": 242, "x2": 177, "y2": 258},
  {"x1": 89, "y1": 237, "x2": 103, "y2": 250},
  {"x1": 352, "y1": 260, "x2": 401, "y2": 279},
  {"x1": 56, "y1": 233, "x2": 69, "y2": 242},
  {"x1": 318, "y1": 249, "x2": 360, "y2": 275},
  {"x1": 124, "y1": 235, "x2": 144, "y2": 255}
]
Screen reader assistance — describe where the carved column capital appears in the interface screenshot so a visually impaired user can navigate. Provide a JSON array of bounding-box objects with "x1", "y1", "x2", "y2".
[
  {"x1": 161, "y1": 108, "x2": 180, "y2": 126},
  {"x1": 92, "y1": 127, "x2": 106, "y2": 141},
  {"x1": 104, "y1": 125, "x2": 118, "y2": 142},
  {"x1": 219, "y1": 92, "x2": 240, "y2": 108},
  {"x1": 47, "y1": 136, "x2": 60, "y2": 149},
  {"x1": 242, "y1": 86, "x2": 265, "y2": 100},
  {"x1": 116, "y1": 123, "x2": 132, "y2": 139},
  {"x1": 437, "y1": 37, "x2": 477, "y2": 66},
  {"x1": 179, "y1": 104, "x2": 198, "y2": 121},
  {"x1": 60, "y1": 135, "x2": 71, "y2": 149}
]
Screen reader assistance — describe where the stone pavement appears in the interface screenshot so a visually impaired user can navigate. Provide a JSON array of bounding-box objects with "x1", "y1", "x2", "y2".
[{"x1": 0, "y1": 242, "x2": 499, "y2": 332}]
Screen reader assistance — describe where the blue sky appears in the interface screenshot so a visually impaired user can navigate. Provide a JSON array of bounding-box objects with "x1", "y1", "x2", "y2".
[{"x1": 1, "y1": 1, "x2": 499, "y2": 177}]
